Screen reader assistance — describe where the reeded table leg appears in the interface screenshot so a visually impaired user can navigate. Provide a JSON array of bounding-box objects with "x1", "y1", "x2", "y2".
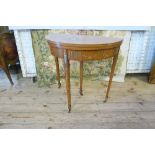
[
  {"x1": 79, "y1": 61, "x2": 83, "y2": 95},
  {"x1": 54, "y1": 56, "x2": 61, "y2": 88},
  {"x1": 104, "y1": 53, "x2": 119, "y2": 102},
  {"x1": 64, "y1": 51, "x2": 71, "y2": 112}
]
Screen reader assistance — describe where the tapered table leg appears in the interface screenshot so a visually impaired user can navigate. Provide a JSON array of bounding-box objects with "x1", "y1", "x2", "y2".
[
  {"x1": 54, "y1": 56, "x2": 61, "y2": 88},
  {"x1": 64, "y1": 51, "x2": 71, "y2": 112},
  {"x1": 79, "y1": 61, "x2": 83, "y2": 95},
  {"x1": 104, "y1": 53, "x2": 119, "y2": 102},
  {"x1": 0, "y1": 56, "x2": 14, "y2": 85},
  {"x1": 3, "y1": 66, "x2": 14, "y2": 85}
]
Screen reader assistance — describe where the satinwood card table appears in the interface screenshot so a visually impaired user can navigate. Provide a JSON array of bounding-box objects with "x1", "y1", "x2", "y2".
[{"x1": 46, "y1": 34, "x2": 122, "y2": 112}]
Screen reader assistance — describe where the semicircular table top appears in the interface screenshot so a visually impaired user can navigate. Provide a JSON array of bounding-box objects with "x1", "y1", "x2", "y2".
[{"x1": 46, "y1": 33, "x2": 122, "y2": 47}]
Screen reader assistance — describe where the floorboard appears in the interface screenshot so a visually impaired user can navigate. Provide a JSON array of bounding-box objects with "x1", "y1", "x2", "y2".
[{"x1": 0, "y1": 70, "x2": 155, "y2": 129}]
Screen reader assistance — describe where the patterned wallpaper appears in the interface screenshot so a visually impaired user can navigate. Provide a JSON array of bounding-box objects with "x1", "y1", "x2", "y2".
[{"x1": 31, "y1": 30, "x2": 131, "y2": 87}]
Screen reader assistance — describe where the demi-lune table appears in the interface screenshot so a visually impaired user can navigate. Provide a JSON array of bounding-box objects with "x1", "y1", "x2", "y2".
[{"x1": 46, "y1": 34, "x2": 122, "y2": 112}]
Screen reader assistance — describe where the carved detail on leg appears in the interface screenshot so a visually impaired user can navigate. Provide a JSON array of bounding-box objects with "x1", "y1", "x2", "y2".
[
  {"x1": 64, "y1": 51, "x2": 71, "y2": 112},
  {"x1": 79, "y1": 61, "x2": 83, "y2": 96},
  {"x1": 54, "y1": 56, "x2": 61, "y2": 88},
  {"x1": 104, "y1": 53, "x2": 119, "y2": 102}
]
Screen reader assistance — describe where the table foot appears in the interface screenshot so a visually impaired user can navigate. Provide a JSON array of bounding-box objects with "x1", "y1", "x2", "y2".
[
  {"x1": 68, "y1": 105, "x2": 71, "y2": 113},
  {"x1": 104, "y1": 97, "x2": 108, "y2": 103},
  {"x1": 9, "y1": 79, "x2": 14, "y2": 85},
  {"x1": 58, "y1": 82, "x2": 61, "y2": 88},
  {"x1": 79, "y1": 90, "x2": 83, "y2": 96}
]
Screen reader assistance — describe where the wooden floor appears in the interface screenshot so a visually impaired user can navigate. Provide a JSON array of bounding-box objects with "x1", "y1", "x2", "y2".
[{"x1": 0, "y1": 70, "x2": 155, "y2": 129}]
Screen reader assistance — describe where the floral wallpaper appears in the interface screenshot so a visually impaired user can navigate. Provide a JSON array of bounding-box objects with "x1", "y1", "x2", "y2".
[{"x1": 31, "y1": 30, "x2": 131, "y2": 87}]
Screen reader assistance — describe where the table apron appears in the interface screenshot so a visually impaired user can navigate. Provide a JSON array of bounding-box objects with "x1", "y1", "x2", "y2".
[{"x1": 49, "y1": 47, "x2": 119, "y2": 61}]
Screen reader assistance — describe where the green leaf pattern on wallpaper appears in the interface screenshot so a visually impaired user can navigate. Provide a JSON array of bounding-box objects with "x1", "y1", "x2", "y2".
[{"x1": 31, "y1": 30, "x2": 128, "y2": 87}]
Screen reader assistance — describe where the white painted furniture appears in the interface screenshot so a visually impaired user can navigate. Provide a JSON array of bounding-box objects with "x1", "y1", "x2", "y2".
[
  {"x1": 127, "y1": 28, "x2": 155, "y2": 73},
  {"x1": 13, "y1": 30, "x2": 37, "y2": 77}
]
